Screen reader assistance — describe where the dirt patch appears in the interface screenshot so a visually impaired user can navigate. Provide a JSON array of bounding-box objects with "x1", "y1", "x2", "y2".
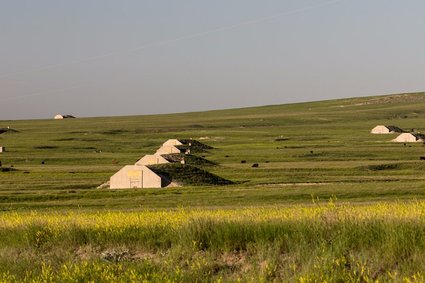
[
  {"x1": 132, "y1": 251, "x2": 160, "y2": 263},
  {"x1": 97, "y1": 181, "x2": 110, "y2": 189},
  {"x1": 101, "y1": 248, "x2": 131, "y2": 263},
  {"x1": 166, "y1": 181, "x2": 181, "y2": 188},
  {"x1": 75, "y1": 245, "x2": 100, "y2": 261},
  {"x1": 221, "y1": 252, "x2": 246, "y2": 267}
]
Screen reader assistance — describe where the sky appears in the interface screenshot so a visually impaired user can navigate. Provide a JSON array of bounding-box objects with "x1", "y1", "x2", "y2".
[{"x1": 0, "y1": 0, "x2": 424, "y2": 120}]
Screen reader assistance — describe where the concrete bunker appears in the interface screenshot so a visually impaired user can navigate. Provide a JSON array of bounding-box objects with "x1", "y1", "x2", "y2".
[
  {"x1": 163, "y1": 139, "x2": 183, "y2": 146},
  {"x1": 155, "y1": 145, "x2": 182, "y2": 155},
  {"x1": 371, "y1": 125, "x2": 404, "y2": 134},
  {"x1": 392, "y1": 133, "x2": 425, "y2": 143},
  {"x1": 110, "y1": 165, "x2": 163, "y2": 189},
  {"x1": 54, "y1": 114, "x2": 76, "y2": 120},
  {"x1": 135, "y1": 154, "x2": 170, "y2": 166}
]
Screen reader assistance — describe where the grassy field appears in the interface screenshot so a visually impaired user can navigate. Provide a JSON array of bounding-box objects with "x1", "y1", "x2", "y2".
[
  {"x1": 1, "y1": 92, "x2": 425, "y2": 281},
  {"x1": 1, "y1": 202, "x2": 425, "y2": 282}
]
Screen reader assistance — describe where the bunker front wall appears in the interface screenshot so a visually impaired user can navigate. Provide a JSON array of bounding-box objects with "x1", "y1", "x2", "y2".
[{"x1": 110, "y1": 167, "x2": 162, "y2": 189}]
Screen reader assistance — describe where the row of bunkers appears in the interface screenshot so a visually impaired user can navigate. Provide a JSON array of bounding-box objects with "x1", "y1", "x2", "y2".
[
  {"x1": 109, "y1": 139, "x2": 186, "y2": 189},
  {"x1": 371, "y1": 125, "x2": 425, "y2": 142}
]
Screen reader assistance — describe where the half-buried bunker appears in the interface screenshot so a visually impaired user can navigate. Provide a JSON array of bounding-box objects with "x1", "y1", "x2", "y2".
[{"x1": 107, "y1": 139, "x2": 229, "y2": 189}]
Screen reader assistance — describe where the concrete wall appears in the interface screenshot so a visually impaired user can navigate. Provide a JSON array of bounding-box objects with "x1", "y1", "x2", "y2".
[
  {"x1": 163, "y1": 139, "x2": 183, "y2": 146},
  {"x1": 371, "y1": 125, "x2": 390, "y2": 134},
  {"x1": 110, "y1": 165, "x2": 162, "y2": 189},
  {"x1": 0, "y1": 147, "x2": 4, "y2": 153},
  {"x1": 156, "y1": 145, "x2": 181, "y2": 155},
  {"x1": 392, "y1": 133, "x2": 422, "y2": 143},
  {"x1": 135, "y1": 154, "x2": 170, "y2": 166}
]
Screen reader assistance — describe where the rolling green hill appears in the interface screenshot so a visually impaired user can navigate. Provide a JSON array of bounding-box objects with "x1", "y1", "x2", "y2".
[
  {"x1": 3, "y1": 92, "x2": 425, "y2": 282},
  {"x1": 1, "y1": 92, "x2": 425, "y2": 210}
]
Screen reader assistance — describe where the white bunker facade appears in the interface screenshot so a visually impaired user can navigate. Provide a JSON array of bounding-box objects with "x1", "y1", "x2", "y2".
[
  {"x1": 110, "y1": 165, "x2": 162, "y2": 189},
  {"x1": 392, "y1": 133, "x2": 425, "y2": 143},
  {"x1": 135, "y1": 154, "x2": 170, "y2": 166},
  {"x1": 371, "y1": 125, "x2": 403, "y2": 134}
]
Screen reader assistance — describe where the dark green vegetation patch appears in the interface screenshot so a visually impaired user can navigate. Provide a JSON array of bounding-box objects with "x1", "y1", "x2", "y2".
[
  {"x1": 33, "y1": 145, "x2": 59, "y2": 150},
  {"x1": 175, "y1": 140, "x2": 214, "y2": 154},
  {"x1": 179, "y1": 139, "x2": 214, "y2": 149},
  {"x1": 0, "y1": 167, "x2": 16, "y2": 172},
  {"x1": 149, "y1": 164, "x2": 233, "y2": 186},
  {"x1": 161, "y1": 153, "x2": 217, "y2": 167},
  {"x1": 0, "y1": 128, "x2": 18, "y2": 134},
  {"x1": 360, "y1": 162, "x2": 425, "y2": 171}
]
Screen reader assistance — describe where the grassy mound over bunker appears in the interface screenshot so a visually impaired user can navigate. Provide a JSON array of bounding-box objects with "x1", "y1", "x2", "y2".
[
  {"x1": 0, "y1": 128, "x2": 18, "y2": 134},
  {"x1": 149, "y1": 164, "x2": 233, "y2": 186},
  {"x1": 180, "y1": 139, "x2": 214, "y2": 149},
  {"x1": 175, "y1": 139, "x2": 214, "y2": 153},
  {"x1": 161, "y1": 153, "x2": 217, "y2": 167}
]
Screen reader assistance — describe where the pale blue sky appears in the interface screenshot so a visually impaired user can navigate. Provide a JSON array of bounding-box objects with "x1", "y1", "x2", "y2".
[{"x1": 0, "y1": 0, "x2": 424, "y2": 119}]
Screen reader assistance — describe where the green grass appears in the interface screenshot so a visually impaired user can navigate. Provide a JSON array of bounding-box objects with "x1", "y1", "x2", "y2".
[
  {"x1": 1, "y1": 203, "x2": 425, "y2": 282},
  {"x1": 2, "y1": 91, "x2": 425, "y2": 281},
  {"x1": 2, "y1": 92, "x2": 425, "y2": 209}
]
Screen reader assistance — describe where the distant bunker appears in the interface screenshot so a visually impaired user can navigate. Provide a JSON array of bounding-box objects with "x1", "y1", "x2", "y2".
[
  {"x1": 54, "y1": 114, "x2": 76, "y2": 120},
  {"x1": 162, "y1": 139, "x2": 183, "y2": 146},
  {"x1": 135, "y1": 154, "x2": 170, "y2": 166},
  {"x1": 392, "y1": 133, "x2": 425, "y2": 143},
  {"x1": 155, "y1": 145, "x2": 182, "y2": 155},
  {"x1": 371, "y1": 125, "x2": 404, "y2": 134},
  {"x1": 0, "y1": 146, "x2": 5, "y2": 153}
]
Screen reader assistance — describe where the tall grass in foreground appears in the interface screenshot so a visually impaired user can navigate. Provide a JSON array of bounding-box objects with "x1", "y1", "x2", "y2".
[{"x1": 1, "y1": 202, "x2": 425, "y2": 282}]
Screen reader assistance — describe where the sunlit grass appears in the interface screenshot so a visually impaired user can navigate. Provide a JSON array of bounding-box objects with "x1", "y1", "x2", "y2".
[
  {"x1": 1, "y1": 201, "x2": 425, "y2": 281},
  {"x1": 2, "y1": 93, "x2": 425, "y2": 280}
]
